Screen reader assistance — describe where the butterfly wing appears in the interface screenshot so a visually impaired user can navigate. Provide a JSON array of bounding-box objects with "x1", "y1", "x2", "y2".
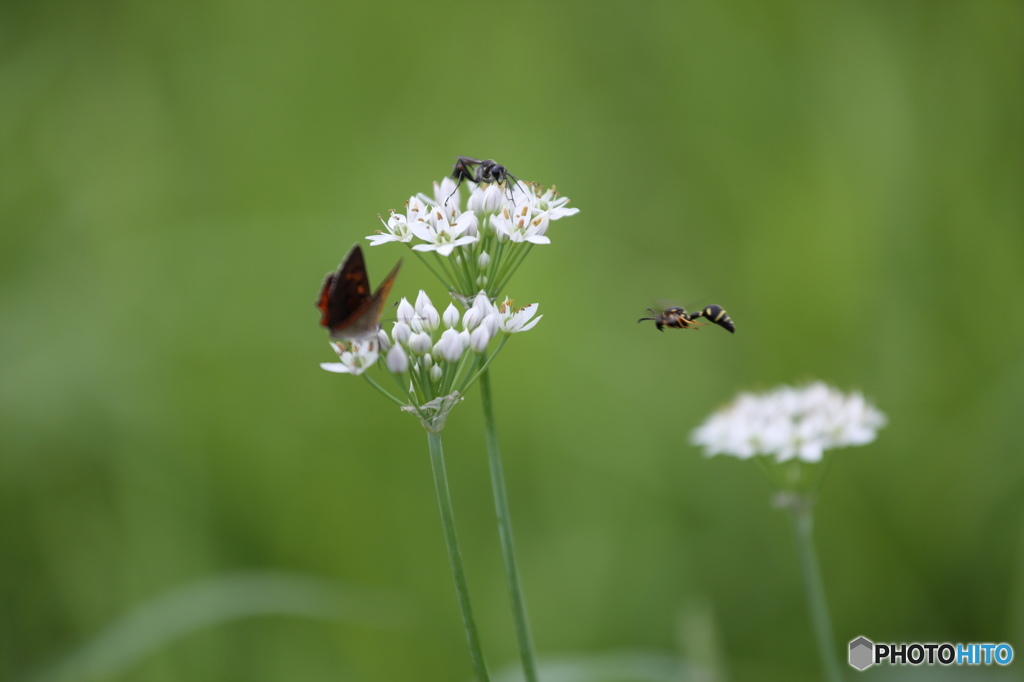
[{"x1": 317, "y1": 244, "x2": 402, "y2": 341}]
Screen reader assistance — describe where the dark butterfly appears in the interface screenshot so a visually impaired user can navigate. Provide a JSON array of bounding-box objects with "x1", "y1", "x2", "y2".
[{"x1": 317, "y1": 244, "x2": 402, "y2": 341}]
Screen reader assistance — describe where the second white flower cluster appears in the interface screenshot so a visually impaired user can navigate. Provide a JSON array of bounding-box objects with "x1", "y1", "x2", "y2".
[{"x1": 691, "y1": 382, "x2": 887, "y2": 463}]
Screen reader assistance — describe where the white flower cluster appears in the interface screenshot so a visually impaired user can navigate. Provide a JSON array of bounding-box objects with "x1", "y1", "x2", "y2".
[
  {"x1": 366, "y1": 177, "x2": 579, "y2": 299},
  {"x1": 321, "y1": 291, "x2": 541, "y2": 396},
  {"x1": 369, "y1": 177, "x2": 579, "y2": 251},
  {"x1": 690, "y1": 382, "x2": 887, "y2": 463}
]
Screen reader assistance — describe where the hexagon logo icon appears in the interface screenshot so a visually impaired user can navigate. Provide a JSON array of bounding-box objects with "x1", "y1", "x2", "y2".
[{"x1": 849, "y1": 636, "x2": 874, "y2": 670}]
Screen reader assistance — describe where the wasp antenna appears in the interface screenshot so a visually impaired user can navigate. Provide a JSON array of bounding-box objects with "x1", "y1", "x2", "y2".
[{"x1": 637, "y1": 317, "x2": 654, "y2": 324}]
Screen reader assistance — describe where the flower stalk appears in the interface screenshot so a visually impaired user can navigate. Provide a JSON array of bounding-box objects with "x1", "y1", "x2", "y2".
[
  {"x1": 480, "y1": 368, "x2": 539, "y2": 682},
  {"x1": 785, "y1": 496, "x2": 843, "y2": 682},
  {"x1": 427, "y1": 430, "x2": 491, "y2": 682},
  {"x1": 345, "y1": 168, "x2": 577, "y2": 681},
  {"x1": 693, "y1": 382, "x2": 885, "y2": 682}
]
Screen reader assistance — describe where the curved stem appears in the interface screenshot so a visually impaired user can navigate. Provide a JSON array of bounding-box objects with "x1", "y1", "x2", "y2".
[
  {"x1": 426, "y1": 431, "x2": 491, "y2": 682},
  {"x1": 479, "y1": 369, "x2": 539, "y2": 682},
  {"x1": 789, "y1": 501, "x2": 843, "y2": 682}
]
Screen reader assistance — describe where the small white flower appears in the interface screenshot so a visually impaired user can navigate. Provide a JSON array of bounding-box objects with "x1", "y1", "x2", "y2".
[
  {"x1": 320, "y1": 339, "x2": 379, "y2": 376},
  {"x1": 430, "y1": 364, "x2": 443, "y2": 382},
  {"x1": 691, "y1": 382, "x2": 887, "y2": 463},
  {"x1": 492, "y1": 203, "x2": 551, "y2": 244},
  {"x1": 531, "y1": 186, "x2": 580, "y2": 221},
  {"x1": 386, "y1": 344, "x2": 409, "y2": 374},
  {"x1": 498, "y1": 301, "x2": 542, "y2": 334},
  {"x1": 477, "y1": 252, "x2": 491, "y2": 269},
  {"x1": 410, "y1": 205, "x2": 479, "y2": 256},
  {"x1": 366, "y1": 210, "x2": 415, "y2": 246}
]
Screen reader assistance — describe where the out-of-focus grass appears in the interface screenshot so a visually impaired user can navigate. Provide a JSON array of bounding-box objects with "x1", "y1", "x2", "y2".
[{"x1": 2, "y1": 2, "x2": 1022, "y2": 680}]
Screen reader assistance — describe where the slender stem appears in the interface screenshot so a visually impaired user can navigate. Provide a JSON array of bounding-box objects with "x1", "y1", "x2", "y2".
[
  {"x1": 789, "y1": 501, "x2": 843, "y2": 682},
  {"x1": 479, "y1": 369, "x2": 539, "y2": 682},
  {"x1": 361, "y1": 373, "x2": 406, "y2": 407},
  {"x1": 426, "y1": 431, "x2": 491, "y2": 682},
  {"x1": 462, "y1": 337, "x2": 509, "y2": 391},
  {"x1": 412, "y1": 250, "x2": 455, "y2": 292}
]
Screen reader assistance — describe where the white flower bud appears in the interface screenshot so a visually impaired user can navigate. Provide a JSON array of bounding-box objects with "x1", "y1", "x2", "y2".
[
  {"x1": 386, "y1": 344, "x2": 409, "y2": 373},
  {"x1": 463, "y1": 307, "x2": 483, "y2": 331},
  {"x1": 482, "y1": 310, "x2": 500, "y2": 336},
  {"x1": 460, "y1": 212, "x2": 479, "y2": 238},
  {"x1": 420, "y1": 302, "x2": 440, "y2": 331},
  {"x1": 376, "y1": 328, "x2": 391, "y2": 352},
  {"x1": 408, "y1": 331, "x2": 432, "y2": 355},
  {"x1": 434, "y1": 328, "x2": 466, "y2": 363},
  {"x1": 477, "y1": 252, "x2": 491, "y2": 269},
  {"x1": 469, "y1": 324, "x2": 492, "y2": 353},
  {"x1": 415, "y1": 290, "x2": 433, "y2": 317},
  {"x1": 396, "y1": 298, "x2": 415, "y2": 325},
  {"x1": 442, "y1": 303, "x2": 460, "y2": 328},
  {"x1": 392, "y1": 321, "x2": 411, "y2": 345},
  {"x1": 430, "y1": 364, "x2": 443, "y2": 382},
  {"x1": 481, "y1": 184, "x2": 504, "y2": 213}
]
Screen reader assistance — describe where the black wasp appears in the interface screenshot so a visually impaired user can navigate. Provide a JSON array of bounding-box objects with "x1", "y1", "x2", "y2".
[
  {"x1": 637, "y1": 304, "x2": 736, "y2": 334},
  {"x1": 447, "y1": 156, "x2": 524, "y2": 204}
]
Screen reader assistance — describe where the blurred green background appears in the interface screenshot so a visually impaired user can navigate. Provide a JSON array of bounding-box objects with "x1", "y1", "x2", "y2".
[{"x1": 2, "y1": 1, "x2": 1022, "y2": 680}]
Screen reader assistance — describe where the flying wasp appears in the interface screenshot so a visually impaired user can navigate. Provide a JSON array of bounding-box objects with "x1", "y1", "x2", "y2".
[
  {"x1": 447, "y1": 156, "x2": 525, "y2": 204},
  {"x1": 637, "y1": 304, "x2": 736, "y2": 334}
]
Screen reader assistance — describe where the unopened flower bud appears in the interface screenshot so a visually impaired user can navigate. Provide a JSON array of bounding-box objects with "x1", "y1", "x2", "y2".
[
  {"x1": 392, "y1": 321, "x2": 411, "y2": 345},
  {"x1": 469, "y1": 325, "x2": 492, "y2": 353},
  {"x1": 434, "y1": 328, "x2": 466, "y2": 363},
  {"x1": 386, "y1": 345, "x2": 409, "y2": 373},
  {"x1": 442, "y1": 303, "x2": 460, "y2": 329},
  {"x1": 408, "y1": 331, "x2": 432, "y2": 355},
  {"x1": 396, "y1": 298, "x2": 415, "y2": 325}
]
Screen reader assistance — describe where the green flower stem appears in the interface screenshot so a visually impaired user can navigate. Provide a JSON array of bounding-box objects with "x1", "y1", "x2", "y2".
[
  {"x1": 789, "y1": 500, "x2": 843, "y2": 682},
  {"x1": 491, "y1": 244, "x2": 534, "y2": 295},
  {"x1": 412, "y1": 250, "x2": 456, "y2": 293},
  {"x1": 361, "y1": 374, "x2": 406, "y2": 407},
  {"x1": 426, "y1": 430, "x2": 491, "y2": 682},
  {"x1": 479, "y1": 369, "x2": 539, "y2": 682}
]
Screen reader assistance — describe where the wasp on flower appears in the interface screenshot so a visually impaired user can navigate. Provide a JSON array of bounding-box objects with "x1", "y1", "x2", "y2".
[{"x1": 369, "y1": 167, "x2": 578, "y2": 302}]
